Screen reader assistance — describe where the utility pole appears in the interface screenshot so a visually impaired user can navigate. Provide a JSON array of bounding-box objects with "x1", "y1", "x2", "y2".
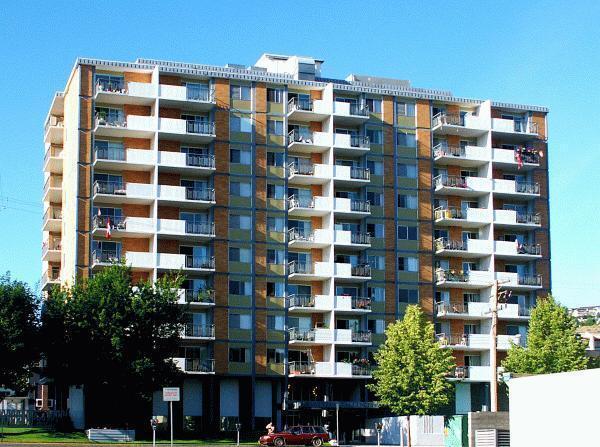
[{"x1": 490, "y1": 280, "x2": 499, "y2": 412}]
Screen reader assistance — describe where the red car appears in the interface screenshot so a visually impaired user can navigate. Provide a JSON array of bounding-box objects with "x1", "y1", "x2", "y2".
[{"x1": 259, "y1": 426, "x2": 329, "y2": 447}]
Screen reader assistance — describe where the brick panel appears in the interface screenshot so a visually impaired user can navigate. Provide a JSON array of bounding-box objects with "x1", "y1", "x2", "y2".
[
  {"x1": 255, "y1": 342, "x2": 267, "y2": 375},
  {"x1": 158, "y1": 239, "x2": 179, "y2": 254},
  {"x1": 79, "y1": 131, "x2": 92, "y2": 164},
  {"x1": 420, "y1": 222, "x2": 433, "y2": 251},
  {"x1": 158, "y1": 140, "x2": 180, "y2": 153},
  {"x1": 419, "y1": 254, "x2": 433, "y2": 283},
  {"x1": 255, "y1": 145, "x2": 267, "y2": 177},
  {"x1": 214, "y1": 241, "x2": 228, "y2": 272},
  {"x1": 214, "y1": 342, "x2": 228, "y2": 374},
  {"x1": 255, "y1": 112, "x2": 266, "y2": 145},
  {"x1": 124, "y1": 71, "x2": 152, "y2": 84},
  {"x1": 309, "y1": 121, "x2": 322, "y2": 132},
  {"x1": 310, "y1": 90, "x2": 322, "y2": 101},
  {"x1": 255, "y1": 277, "x2": 266, "y2": 308},
  {"x1": 77, "y1": 199, "x2": 90, "y2": 231},
  {"x1": 160, "y1": 107, "x2": 181, "y2": 119},
  {"x1": 158, "y1": 172, "x2": 180, "y2": 186},
  {"x1": 79, "y1": 98, "x2": 92, "y2": 129},
  {"x1": 157, "y1": 206, "x2": 179, "y2": 219},
  {"x1": 255, "y1": 177, "x2": 266, "y2": 209},
  {"x1": 124, "y1": 137, "x2": 151, "y2": 150},
  {"x1": 214, "y1": 176, "x2": 229, "y2": 207},
  {"x1": 419, "y1": 284, "x2": 434, "y2": 316},
  {"x1": 255, "y1": 83, "x2": 267, "y2": 114},
  {"x1": 131, "y1": 271, "x2": 150, "y2": 283},
  {"x1": 79, "y1": 65, "x2": 94, "y2": 97},
  {"x1": 255, "y1": 211, "x2": 266, "y2": 242},
  {"x1": 159, "y1": 75, "x2": 181, "y2": 86},
  {"x1": 214, "y1": 207, "x2": 228, "y2": 238},
  {"x1": 215, "y1": 274, "x2": 228, "y2": 307},
  {"x1": 123, "y1": 238, "x2": 150, "y2": 253},
  {"x1": 255, "y1": 243, "x2": 266, "y2": 275},
  {"x1": 123, "y1": 170, "x2": 151, "y2": 184},
  {"x1": 78, "y1": 165, "x2": 91, "y2": 197},
  {"x1": 385, "y1": 282, "x2": 396, "y2": 315},
  {"x1": 416, "y1": 100, "x2": 431, "y2": 128},
  {"x1": 76, "y1": 233, "x2": 89, "y2": 269},
  {"x1": 256, "y1": 310, "x2": 266, "y2": 341},
  {"x1": 124, "y1": 104, "x2": 151, "y2": 117}
]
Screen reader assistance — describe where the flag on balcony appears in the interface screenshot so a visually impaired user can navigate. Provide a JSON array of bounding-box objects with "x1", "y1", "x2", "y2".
[{"x1": 106, "y1": 217, "x2": 112, "y2": 239}]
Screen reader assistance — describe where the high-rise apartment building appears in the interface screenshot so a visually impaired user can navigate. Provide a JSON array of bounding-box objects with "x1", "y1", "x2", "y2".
[{"x1": 42, "y1": 54, "x2": 550, "y2": 434}]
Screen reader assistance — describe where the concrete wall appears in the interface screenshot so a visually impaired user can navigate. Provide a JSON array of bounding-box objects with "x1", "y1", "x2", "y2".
[
  {"x1": 468, "y1": 411, "x2": 508, "y2": 447},
  {"x1": 68, "y1": 385, "x2": 85, "y2": 429},
  {"x1": 365, "y1": 415, "x2": 445, "y2": 446},
  {"x1": 509, "y1": 369, "x2": 600, "y2": 447}
]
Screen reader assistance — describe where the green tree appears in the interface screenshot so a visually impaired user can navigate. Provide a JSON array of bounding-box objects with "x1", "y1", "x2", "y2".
[
  {"x1": 41, "y1": 264, "x2": 186, "y2": 427},
  {"x1": 0, "y1": 273, "x2": 40, "y2": 393},
  {"x1": 368, "y1": 305, "x2": 455, "y2": 415},
  {"x1": 502, "y1": 295, "x2": 588, "y2": 374}
]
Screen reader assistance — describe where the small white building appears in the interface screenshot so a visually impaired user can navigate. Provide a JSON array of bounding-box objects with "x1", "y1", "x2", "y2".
[{"x1": 508, "y1": 368, "x2": 600, "y2": 447}]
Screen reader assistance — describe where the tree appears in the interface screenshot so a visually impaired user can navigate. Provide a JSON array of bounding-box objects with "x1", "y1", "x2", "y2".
[
  {"x1": 502, "y1": 295, "x2": 588, "y2": 374},
  {"x1": 368, "y1": 305, "x2": 455, "y2": 416},
  {"x1": 0, "y1": 272, "x2": 40, "y2": 393},
  {"x1": 41, "y1": 264, "x2": 186, "y2": 427}
]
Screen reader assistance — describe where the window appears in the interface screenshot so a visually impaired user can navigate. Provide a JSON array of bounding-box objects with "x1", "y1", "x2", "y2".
[
  {"x1": 398, "y1": 257, "x2": 418, "y2": 272},
  {"x1": 229, "y1": 213, "x2": 252, "y2": 230},
  {"x1": 396, "y1": 102, "x2": 415, "y2": 117},
  {"x1": 267, "y1": 315, "x2": 285, "y2": 330},
  {"x1": 506, "y1": 325, "x2": 520, "y2": 336},
  {"x1": 230, "y1": 181, "x2": 252, "y2": 197},
  {"x1": 267, "y1": 119, "x2": 284, "y2": 136},
  {"x1": 267, "y1": 183, "x2": 285, "y2": 199},
  {"x1": 366, "y1": 98, "x2": 382, "y2": 113},
  {"x1": 95, "y1": 140, "x2": 125, "y2": 160},
  {"x1": 229, "y1": 247, "x2": 252, "y2": 263},
  {"x1": 398, "y1": 288, "x2": 419, "y2": 304},
  {"x1": 267, "y1": 217, "x2": 285, "y2": 232},
  {"x1": 366, "y1": 159, "x2": 384, "y2": 176},
  {"x1": 368, "y1": 256, "x2": 385, "y2": 270},
  {"x1": 229, "y1": 313, "x2": 252, "y2": 329},
  {"x1": 397, "y1": 225, "x2": 418, "y2": 240},
  {"x1": 229, "y1": 280, "x2": 252, "y2": 295},
  {"x1": 230, "y1": 115, "x2": 253, "y2": 133},
  {"x1": 267, "y1": 151, "x2": 285, "y2": 167},
  {"x1": 230, "y1": 84, "x2": 251, "y2": 101},
  {"x1": 267, "y1": 281, "x2": 285, "y2": 297},
  {"x1": 368, "y1": 287, "x2": 385, "y2": 302},
  {"x1": 366, "y1": 191, "x2": 384, "y2": 206},
  {"x1": 267, "y1": 88, "x2": 283, "y2": 103},
  {"x1": 398, "y1": 194, "x2": 418, "y2": 209},
  {"x1": 397, "y1": 132, "x2": 416, "y2": 147},
  {"x1": 229, "y1": 347, "x2": 248, "y2": 363},
  {"x1": 95, "y1": 107, "x2": 124, "y2": 125},
  {"x1": 366, "y1": 223, "x2": 384, "y2": 238},
  {"x1": 267, "y1": 348, "x2": 285, "y2": 363},
  {"x1": 368, "y1": 319, "x2": 386, "y2": 334},
  {"x1": 95, "y1": 74, "x2": 124, "y2": 91},
  {"x1": 366, "y1": 128, "x2": 383, "y2": 144},
  {"x1": 267, "y1": 249, "x2": 285, "y2": 264},
  {"x1": 230, "y1": 146, "x2": 252, "y2": 164},
  {"x1": 397, "y1": 163, "x2": 417, "y2": 178}
]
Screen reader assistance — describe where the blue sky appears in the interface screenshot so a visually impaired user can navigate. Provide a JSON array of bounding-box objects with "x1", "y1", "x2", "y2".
[{"x1": 0, "y1": 0, "x2": 598, "y2": 307}]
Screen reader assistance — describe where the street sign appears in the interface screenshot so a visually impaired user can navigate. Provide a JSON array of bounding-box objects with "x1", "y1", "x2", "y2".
[{"x1": 162, "y1": 387, "x2": 180, "y2": 402}]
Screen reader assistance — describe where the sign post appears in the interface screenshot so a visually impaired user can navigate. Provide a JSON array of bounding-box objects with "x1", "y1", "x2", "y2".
[
  {"x1": 150, "y1": 418, "x2": 158, "y2": 447},
  {"x1": 163, "y1": 387, "x2": 180, "y2": 447}
]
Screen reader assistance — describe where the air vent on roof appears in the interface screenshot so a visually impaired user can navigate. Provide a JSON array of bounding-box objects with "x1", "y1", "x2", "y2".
[
  {"x1": 225, "y1": 64, "x2": 246, "y2": 69},
  {"x1": 248, "y1": 66, "x2": 267, "y2": 72}
]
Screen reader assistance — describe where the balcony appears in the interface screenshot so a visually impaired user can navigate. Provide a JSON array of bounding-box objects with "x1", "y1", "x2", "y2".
[
  {"x1": 497, "y1": 334, "x2": 523, "y2": 350},
  {"x1": 332, "y1": 102, "x2": 370, "y2": 125},
  {"x1": 288, "y1": 361, "x2": 372, "y2": 378},
  {"x1": 493, "y1": 210, "x2": 541, "y2": 229},
  {"x1": 337, "y1": 329, "x2": 372, "y2": 346},
  {"x1": 183, "y1": 324, "x2": 215, "y2": 340},
  {"x1": 43, "y1": 207, "x2": 62, "y2": 232},
  {"x1": 287, "y1": 162, "x2": 331, "y2": 185},
  {"x1": 333, "y1": 165, "x2": 370, "y2": 186},
  {"x1": 494, "y1": 240, "x2": 541, "y2": 261},
  {"x1": 448, "y1": 366, "x2": 491, "y2": 382},
  {"x1": 44, "y1": 146, "x2": 63, "y2": 174},
  {"x1": 158, "y1": 118, "x2": 216, "y2": 143},
  {"x1": 334, "y1": 263, "x2": 371, "y2": 281},
  {"x1": 497, "y1": 303, "x2": 533, "y2": 321},
  {"x1": 492, "y1": 118, "x2": 539, "y2": 141},
  {"x1": 92, "y1": 215, "x2": 154, "y2": 238},
  {"x1": 432, "y1": 144, "x2": 489, "y2": 167},
  {"x1": 43, "y1": 176, "x2": 62, "y2": 203},
  {"x1": 157, "y1": 185, "x2": 215, "y2": 208},
  {"x1": 333, "y1": 198, "x2": 370, "y2": 218},
  {"x1": 333, "y1": 134, "x2": 370, "y2": 155},
  {"x1": 93, "y1": 181, "x2": 155, "y2": 205},
  {"x1": 41, "y1": 268, "x2": 61, "y2": 291},
  {"x1": 42, "y1": 238, "x2": 61, "y2": 262},
  {"x1": 94, "y1": 114, "x2": 155, "y2": 138},
  {"x1": 435, "y1": 269, "x2": 493, "y2": 289},
  {"x1": 288, "y1": 328, "x2": 333, "y2": 345},
  {"x1": 286, "y1": 97, "x2": 330, "y2": 121},
  {"x1": 437, "y1": 333, "x2": 489, "y2": 351},
  {"x1": 287, "y1": 228, "x2": 331, "y2": 249},
  {"x1": 434, "y1": 175, "x2": 491, "y2": 197},
  {"x1": 334, "y1": 230, "x2": 371, "y2": 250},
  {"x1": 156, "y1": 253, "x2": 215, "y2": 273},
  {"x1": 155, "y1": 151, "x2": 216, "y2": 176},
  {"x1": 178, "y1": 288, "x2": 215, "y2": 305},
  {"x1": 94, "y1": 147, "x2": 155, "y2": 171},
  {"x1": 434, "y1": 237, "x2": 491, "y2": 258},
  {"x1": 493, "y1": 179, "x2": 540, "y2": 198},
  {"x1": 495, "y1": 272, "x2": 542, "y2": 290},
  {"x1": 287, "y1": 294, "x2": 333, "y2": 313},
  {"x1": 335, "y1": 295, "x2": 372, "y2": 313},
  {"x1": 435, "y1": 301, "x2": 491, "y2": 320},
  {"x1": 433, "y1": 207, "x2": 492, "y2": 228},
  {"x1": 159, "y1": 84, "x2": 215, "y2": 111},
  {"x1": 431, "y1": 112, "x2": 487, "y2": 137},
  {"x1": 157, "y1": 219, "x2": 215, "y2": 240},
  {"x1": 44, "y1": 116, "x2": 64, "y2": 144},
  {"x1": 492, "y1": 147, "x2": 540, "y2": 170},
  {"x1": 287, "y1": 195, "x2": 331, "y2": 217},
  {"x1": 91, "y1": 249, "x2": 122, "y2": 267},
  {"x1": 95, "y1": 79, "x2": 155, "y2": 104},
  {"x1": 287, "y1": 130, "x2": 332, "y2": 153},
  {"x1": 175, "y1": 358, "x2": 215, "y2": 374},
  {"x1": 287, "y1": 261, "x2": 332, "y2": 280}
]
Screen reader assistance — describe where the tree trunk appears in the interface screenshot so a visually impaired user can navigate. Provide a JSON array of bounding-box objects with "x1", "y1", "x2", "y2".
[{"x1": 407, "y1": 415, "x2": 412, "y2": 447}]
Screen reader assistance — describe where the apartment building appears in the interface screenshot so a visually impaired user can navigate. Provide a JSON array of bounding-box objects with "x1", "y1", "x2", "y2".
[{"x1": 42, "y1": 54, "x2": 550, "y2": 434}]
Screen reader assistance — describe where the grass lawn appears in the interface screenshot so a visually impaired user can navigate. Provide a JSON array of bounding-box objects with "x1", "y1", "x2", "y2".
[{"x1": 0, "y1": 427, "x2": 257, "y2": 444}]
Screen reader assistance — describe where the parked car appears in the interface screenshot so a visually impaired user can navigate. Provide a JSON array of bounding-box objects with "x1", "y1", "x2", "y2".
[{"x1": 259, "y1": 425, "x2": 330, "y2": 447}]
